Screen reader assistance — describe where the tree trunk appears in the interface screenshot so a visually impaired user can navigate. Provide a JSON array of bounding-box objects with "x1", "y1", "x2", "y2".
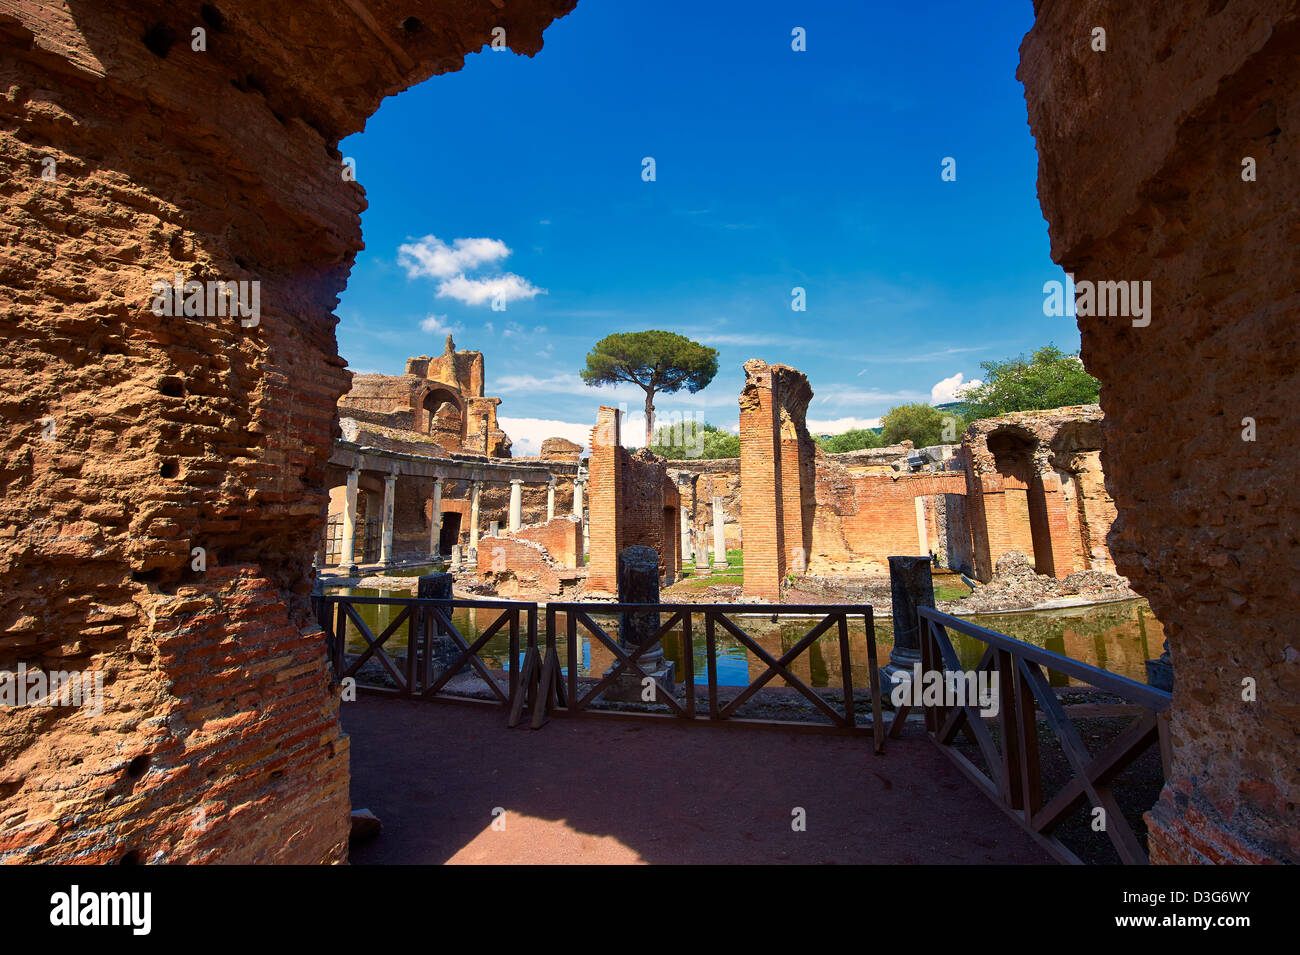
[{"x1": 644, "y1": 389, "x2": 655, "y2": 449}]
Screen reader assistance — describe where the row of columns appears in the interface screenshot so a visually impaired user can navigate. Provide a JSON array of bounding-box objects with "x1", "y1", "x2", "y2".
[{"x1": 331, "y1": 465, "x2": 588, "y2": 574}]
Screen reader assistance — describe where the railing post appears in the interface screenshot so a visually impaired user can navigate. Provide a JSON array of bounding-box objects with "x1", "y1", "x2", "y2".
[
  {"x1": 996, "y1": 647, "x2": 1022, "y2": 810},
  {"x1": 682, "y1": 609, "x2": 695, "y2": 720},
  {"x1": 837, "y1": 611, "x2": 855, "y2": 729}
]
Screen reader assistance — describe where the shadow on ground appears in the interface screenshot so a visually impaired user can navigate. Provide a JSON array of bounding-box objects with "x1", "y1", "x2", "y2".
[{"x1": 341, "y1": 698, "x2": 1053, "y2": 865}]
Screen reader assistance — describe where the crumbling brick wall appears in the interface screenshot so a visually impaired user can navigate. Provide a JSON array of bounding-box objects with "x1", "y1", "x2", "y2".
[
  {"x1": 0, "y1": 0, "x2": 574, "y2": 863},
  {"x1": 739, "y1": 360, "x2": 814, "y2": 599},
  {"x1": 962, "y1": 407, "x2": 1110, "y2": 582},
  {"x1": 1020, "y1": 0, "x2": 1299, "y2": 863},
  {"x1": 809, "y1": 469, "x2": 968, "y2": 575},
  {"x1": 512, "y1": 516, "x2": 582, "y2": 569},
  {"x1": 586, "y1": 407, "x2": 679, "y2": 591}
]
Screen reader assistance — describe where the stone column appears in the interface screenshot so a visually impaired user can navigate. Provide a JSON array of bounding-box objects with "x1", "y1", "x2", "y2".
[
  {"x1": 418, "y1": 572, "x2": 463, "y2": 676},
  {"x1": 601, "y1": 545, "x2": 675, "y2": 702},
  {"x1": 468, "y1": 480, "x2": 482, "y2": 553},
  {"x1": 915, "y1": 496, "x2": 929, "y2": 557},
  {"x1": 880, "y1": 556, "x2": 937, "y2": 694},
  {"x1": 429, "y1": 475, "x2": 444, "y2": 557},
  {"x1": 508, "y1": 478, "x2": 523, "y2": 532},
  {"x1": 711, "y1": 496, "x2": 729, "y2": 569},
  {"x1": 379, "y1": 469, "x2": 397, "y2": 567},
  {"x1": 694, "y1": 534, "x2": 711, "y2": 576},
  {"x1": 680, "y1": 504, "x2": 692, "y2": 565},
  {"x1": 572, "y1": 473, "x2": 585, "y2": 517},
  {"x1": 546, "y1": 477, "x2": 556, "y2": 521},
  {"x1": 339, "y1": 466, "x2": 360, "y2": 574}
]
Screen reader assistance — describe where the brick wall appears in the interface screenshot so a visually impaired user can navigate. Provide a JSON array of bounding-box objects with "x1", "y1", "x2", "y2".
[{"x1": 512, "y1": 516, "x2": 582, "y2": 569}]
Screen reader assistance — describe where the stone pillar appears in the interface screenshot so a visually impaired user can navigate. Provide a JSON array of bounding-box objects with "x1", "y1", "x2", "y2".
[
  {"x1": 380, "y1": 469, "x2": 397, "y2": 567},
  {"x1": 1146, "y1": 639, "x2": 1173, "y2": 691},
  {"x1": 468, "y1": 480, "x2": 482, "y2": 553},
  {"x1": 489, "y1": 520, "x2": 499, "y2": 538},
  {"x1": 711, "y1": 497, "x2": 729, "y2": 569},
  {"x1": 694, "y1": 535, "x2": 711, "y2": 576},
  {"x1": 418, "y1": 572, "x2": 463, "y2": 676},
  {"x1": 429, "y1": 475, "x2": 444, "y2": 557},
  {"x1": 339, "y1": 467, "x2": 360, "y2": 574},
  {"x1": 450, "y1": 544, "x2": 462, "y2": 573},
  {"x1": 915, "y1": 496, "x2": 929, "y2": 557},
  {"x1": 572, "y1": 473, "x2": 585, "y2": 517},
  {"x1": 880, "y1": 556, "x2": 937, "y2": 695},
  {"x1": 601, "y1": 545, "x2": 675, "y2": 702},
  {"x1": 546, "y1": 477, "x2": 556, "y2": 521},
  {"x1": 508, "y1": 478, "x2": 523, "y2": 532},
  {"x1": 680, "y1": 504, "x2": 692, "y2": 565}
]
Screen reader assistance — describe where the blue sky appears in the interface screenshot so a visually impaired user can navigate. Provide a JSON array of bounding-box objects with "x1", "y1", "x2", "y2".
[{"x1": 336, "y1": 0, "x2": 1076, "y2": 455}]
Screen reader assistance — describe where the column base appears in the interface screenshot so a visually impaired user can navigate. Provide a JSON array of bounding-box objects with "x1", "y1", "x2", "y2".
[{"x1": 600, "y1": 659, "x2": 676, "y2": 703}]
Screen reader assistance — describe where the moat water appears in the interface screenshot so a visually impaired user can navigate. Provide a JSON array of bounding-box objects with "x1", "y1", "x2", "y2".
[{"x1": 324, "y1": 587, "x2": 1165, "y2": 689}]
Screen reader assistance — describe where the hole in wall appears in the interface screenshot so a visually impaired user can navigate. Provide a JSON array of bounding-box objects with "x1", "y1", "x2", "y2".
[
  {"x1": 119, "y1": 850, "x2": 142, "y2": 865},
  {"x1": 200, "y1": 4, "x2": 227, "y2": 32},
  {"x1": 160, "y1": 460, "x2": 180, "y2": 479},
  {"x1": 142, "y1": 24, "x2": 176, "y2": 58},
  {"x1": 126, "y1": 755, "x2": 150, "y2": 780},
  {"x1": 158, "y1": 376, "x2": 186, "y2": 398},
  {"x1": 401, "y1": 16, "x2": 425, "y2": 34}
]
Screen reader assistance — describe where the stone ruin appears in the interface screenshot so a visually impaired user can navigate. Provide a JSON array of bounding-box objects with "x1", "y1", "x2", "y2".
[
  {"x1": 0, "y1": 0, "x2": 1294, "y2": 866},
  {"x1": 340, "y1": 334, "x2": 511, "y2": 458}
]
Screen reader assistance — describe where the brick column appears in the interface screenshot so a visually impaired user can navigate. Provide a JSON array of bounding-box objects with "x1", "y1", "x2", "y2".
[
  {"x1": 586, "y1": 407, "x2": 623, "y2": 592},
  {"x1": 740, "y1": 362, "x2": 783, "y2": 600}
]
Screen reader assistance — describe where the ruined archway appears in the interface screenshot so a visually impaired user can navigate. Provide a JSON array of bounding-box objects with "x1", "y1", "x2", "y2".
[{"x1": 1, "y1": 0, "x2": 1293, "y2": 866}]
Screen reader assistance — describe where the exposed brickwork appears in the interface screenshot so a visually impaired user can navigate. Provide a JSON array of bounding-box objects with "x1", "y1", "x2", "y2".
[
  {"x1": 1020, "y1": 0, "x2": 1299, "y2": 862},
  {"x1": 739, "y1": 360, "x2": 813, "y2": 599},
  {"x1": 961, "y1": 407, "x2": 1113, "y2": 582},
  {"x1": 0, "y1": 0, "x2": 575, "y2": 863},
  {"x1": 586, "y1": 407, "x2": 681, "y2": 591},
  {"x1": 512, "y1": 516, "x2": 582, "y2": 569}
]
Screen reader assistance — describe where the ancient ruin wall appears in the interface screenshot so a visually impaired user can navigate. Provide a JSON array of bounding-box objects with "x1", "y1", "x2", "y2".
[
  {"x1": 739, "y1": 360, "x2": 813, "y2": 599},
  {"x1": 1020, "y1": 1, "x2": 1299, "y2": 863},
  {"x1": 0, "y1": 0, "x2": 575, "y2": 863}
]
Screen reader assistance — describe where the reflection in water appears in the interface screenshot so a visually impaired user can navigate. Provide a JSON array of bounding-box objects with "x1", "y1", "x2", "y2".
[{"x1": 327, "y1": 588, "x2": 1165, "y2": 689}]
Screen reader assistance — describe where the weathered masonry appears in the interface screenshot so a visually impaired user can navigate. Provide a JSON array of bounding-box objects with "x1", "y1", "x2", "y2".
[
  {"x1": 664, "y1": 360, "x2": 1118, "y2": 602},
  {"x1": 0, "y1": 0, "x2": 576, "y2": 864},
  {"x1": 1, "y1": 0, "x2": 1294, "y2": 867}
]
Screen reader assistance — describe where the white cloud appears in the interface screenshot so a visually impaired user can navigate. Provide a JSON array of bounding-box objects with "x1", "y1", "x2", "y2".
[
  {"x1": 498, "y1": 417, "x2": 591, "y2": 458},
  {"x1": 438, "y1": 272, "x2": 546, "y2": 307},
  {"x1": 807, "y1": 416, "x2": 881, "y2": 434},
  {"x1": 930, "y1": 372, "x2": 981, "y2": 404},
  {"x1": 419, "y1": 313, "x2": 461, "y2": 335},
  {"x1": 398, "y1": 236, "x2": 510, "y2": 279}
]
